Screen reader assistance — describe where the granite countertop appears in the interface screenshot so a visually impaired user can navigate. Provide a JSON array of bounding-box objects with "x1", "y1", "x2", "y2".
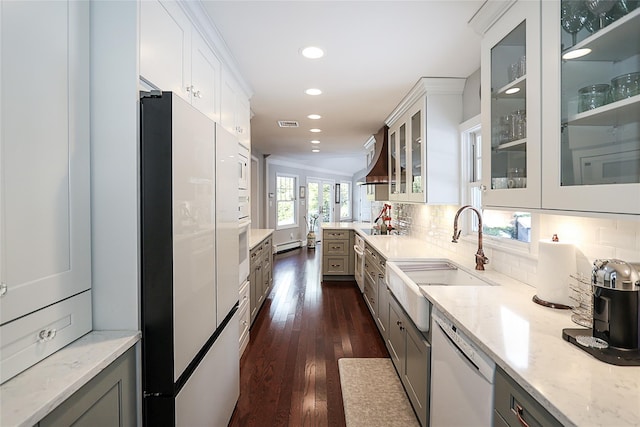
[
  {"x1": 320, "y1": 222, "x2": 640, "y2": 426},
  {"x1": 249, "y1": 228, "x2": 274, "y2": 250},
  {"x1": 1, "y1": 330, "x2": 140, "y2": 427}
]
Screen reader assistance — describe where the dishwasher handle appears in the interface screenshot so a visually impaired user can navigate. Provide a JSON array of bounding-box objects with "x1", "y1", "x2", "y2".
[{"x1": 353, "y1": 245, "x2": 364, "y2": 256}]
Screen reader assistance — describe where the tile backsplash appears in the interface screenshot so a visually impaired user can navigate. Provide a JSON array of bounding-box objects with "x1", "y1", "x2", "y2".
[{"x1": 393, "y1": 203, "x2": 640, "y2": 288}]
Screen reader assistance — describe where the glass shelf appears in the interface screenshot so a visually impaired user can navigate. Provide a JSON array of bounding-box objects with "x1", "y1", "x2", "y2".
[
  {"x1": 566, "y1": 94, "x2": 640, "y2": 126},
  {"x1": 494, "y1": 75, "x2": 527, "y2": 98},
  {"x1": 562, "y1": 8, "x2": 640, "y2": 61},
  {"x1": 495, "y1": 138, "x2": 527, "y2": 151}
]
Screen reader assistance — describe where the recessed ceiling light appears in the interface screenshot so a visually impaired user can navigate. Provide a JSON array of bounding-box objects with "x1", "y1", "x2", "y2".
[
  {"x1": 312, "y1": 149, "x2": 320, "y2": 153},
  {"x1": 307, "y1": 114, "x2": 322, "y2": 120},
  {"x1": 305, "y1": 88, "x2": 322, "y2": 96},
  {"x1": 310, "y1": 128, "x2": 321, "y2": 133},
  {"x1": 562, "y1": 48, "x2": 592, "y2": 60},
  {"x1": 310, "y1": 140, "x2": 320, "y2": 144},
  {"x1": 301, "y1": 46, "x2": 324, "y2": 59},
  {"x1": 505, "y1": 87, "x2": 520, "y2": 95}
]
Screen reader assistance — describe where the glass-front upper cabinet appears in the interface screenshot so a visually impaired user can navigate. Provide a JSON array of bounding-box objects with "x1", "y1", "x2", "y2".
[
  {"x1": 541, "y1": 1, "x2": 640, "y2": 214},
  {"x1": 387, "y1": 77, "x2": 464, "y2": 204},
  {"x1": 481, "y1": 0, "x2": 541, "y2": 209}
]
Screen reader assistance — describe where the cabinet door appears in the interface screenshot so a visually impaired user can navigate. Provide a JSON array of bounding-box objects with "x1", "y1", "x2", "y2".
[
  {"x1": 39, "y1": 347, "x2": 136, "y2": 427},
  {"x1": 481, "y1": 0, "x2": 541, "y2": 209},
  {"x1": 404, "y1": 322, "x2": 430, "y2": 427},
  {"x1": 376, "y1": 280, "x2": 390, "y2": 340},
  {"x1": 387, "y1": 297, "x2": 405, "y2": 372},
  {"x1": 140, "y1": 0, "x2": 191, "y2": 100},
  {"x1": 237, "y1": 95, "x2": 251, "y2": 147},
  {"x1": 221, "y1": 73, "x2": 238, "y2": 135},
  {"x1": 541, "y1": 3, "x2": 640, "y2": 214},
  {"x1": 191, "y1": 31, "x2": 221, "y2": 122},
  {"x1": 1, "y1": 0, "x2": 90, "y2": 324}
]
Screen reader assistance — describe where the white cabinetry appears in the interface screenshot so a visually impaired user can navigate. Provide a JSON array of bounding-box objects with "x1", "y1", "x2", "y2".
[
  {"x1": 541, "y1": 3, "x2": 640, "y2": 215},
  {"x1": 480, "y1": 0, "x2": 541, "y2": 209},
  {"x1": 0, "y1": 0, "x2": 92, "y2": 383},
  {"x1": 221, "y1": 73, "x2": 251, "y2": 147},
  {"x1": 140, "y1": 0, "x2": 221, "y2": 121},
  {"x1": 386, "y1": 78, "x2": 465, "y2": 204}
]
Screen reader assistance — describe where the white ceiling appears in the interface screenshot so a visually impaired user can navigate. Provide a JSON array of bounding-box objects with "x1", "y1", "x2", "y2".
[{"x1": 201, "y1": 1, "x2": 484, "y2": 175}]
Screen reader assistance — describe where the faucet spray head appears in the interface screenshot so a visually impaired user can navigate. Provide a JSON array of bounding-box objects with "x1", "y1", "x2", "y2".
[{"x1": 452, "y1": 230, "x2": 461, "y2": 243}]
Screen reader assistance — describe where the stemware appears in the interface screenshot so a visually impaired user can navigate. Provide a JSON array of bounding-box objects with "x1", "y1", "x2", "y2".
[
  {"x1": 585, "y1": 0, "x2": 617, "y2": 30},
  {"x1": 562, "y1": 1, "x2": 589, "y2": 46}
]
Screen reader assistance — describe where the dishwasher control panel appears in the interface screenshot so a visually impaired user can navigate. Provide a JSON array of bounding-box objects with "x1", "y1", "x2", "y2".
[{"x1": 432, "y1": 308, "x2": 495, "y2": 382}]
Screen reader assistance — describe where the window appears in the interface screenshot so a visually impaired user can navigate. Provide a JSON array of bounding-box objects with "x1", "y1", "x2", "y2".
[
  {"x1": 276, "y1": 174, "x2": 297, "y2": 228},
  {"x1": 461, "y1": 116, "x2": 531, "y2": 244},
  {"x1": 339, "y1": 181, "x2": 351, "y2": 220}
]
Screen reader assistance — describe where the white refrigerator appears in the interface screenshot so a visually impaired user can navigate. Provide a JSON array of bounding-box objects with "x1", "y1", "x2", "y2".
[{"x1": 140, "y1": 92, "x2": 239, "y2": 426}]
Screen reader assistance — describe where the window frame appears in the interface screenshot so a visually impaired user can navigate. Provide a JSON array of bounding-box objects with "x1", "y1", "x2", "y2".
[
  {"x1": 275, "y1": 173, "x2": 298, "y2": 230},
  {"x1": 339, "y1": 180, "x2": 352, "y2": 221}
]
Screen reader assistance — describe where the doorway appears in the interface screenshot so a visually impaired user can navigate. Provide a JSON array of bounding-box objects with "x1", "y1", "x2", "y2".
[{"x1": 306, "y1": 178, "x2": 335, "y2": 229}]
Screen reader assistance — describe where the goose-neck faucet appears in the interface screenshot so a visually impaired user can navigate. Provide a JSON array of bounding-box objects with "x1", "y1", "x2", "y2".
[{"x1": 452, "y1": 205, "x2": 489, "y2": 271}]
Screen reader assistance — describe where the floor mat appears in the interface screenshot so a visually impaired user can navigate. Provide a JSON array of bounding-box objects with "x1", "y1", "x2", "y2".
[{"x1": 338, "y1": 358, "x2": 420, "y2": 427}]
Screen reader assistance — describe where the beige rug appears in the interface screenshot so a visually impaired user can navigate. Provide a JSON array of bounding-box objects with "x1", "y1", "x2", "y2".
[{"x1": 338, "y1": 358, "x2": 420, "y2": 427}]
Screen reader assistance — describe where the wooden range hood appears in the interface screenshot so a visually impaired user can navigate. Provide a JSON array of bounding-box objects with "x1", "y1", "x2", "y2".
[{"x1": 363, "y1": 125, "x2": 389, "y2": 184}]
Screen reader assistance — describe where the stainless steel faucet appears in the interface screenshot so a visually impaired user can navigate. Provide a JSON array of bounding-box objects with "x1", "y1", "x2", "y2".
[{"x1": 452, "y1": 205, "x2": 489, "y2": 271}]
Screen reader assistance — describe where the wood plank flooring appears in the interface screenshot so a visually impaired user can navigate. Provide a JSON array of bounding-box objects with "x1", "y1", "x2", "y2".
[{"x1": 229, "y1": 245, "x2": 388, "y2": 427}]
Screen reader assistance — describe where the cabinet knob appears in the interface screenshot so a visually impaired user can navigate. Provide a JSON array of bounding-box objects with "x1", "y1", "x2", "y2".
[
  {"x1": 186, "y1": 85, "x2": 193, "y2": 93},
  {"x1": 38, "y1": 328, "x2": 57, "y2": 342},
  {"x1": 0, "y1": 283, "x2": 7, "y2": 297},
  {"x1": 194, "y1": 90, "x2": 202, "y2": 98}
]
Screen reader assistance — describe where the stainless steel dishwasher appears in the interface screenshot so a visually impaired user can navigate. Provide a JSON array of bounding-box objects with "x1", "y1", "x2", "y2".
[{"x1": 430, "y1": 308, "x2": 495, "y2": 426}]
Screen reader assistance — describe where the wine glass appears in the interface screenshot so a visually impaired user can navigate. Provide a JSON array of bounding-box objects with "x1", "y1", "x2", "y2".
[
  {"x1": 561, "y1": 1, "x2": 589, "y2": 46},
  {"x1": 585, "y1": 0, "x2": 617, "y2": 30}
]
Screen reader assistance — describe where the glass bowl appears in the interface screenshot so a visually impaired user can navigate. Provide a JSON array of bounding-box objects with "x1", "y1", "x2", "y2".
[
  {"x1": 578, "y1": 84, "x2": 610, "y2": 112},
  {"x1": 610, "y1": 72, "x2": 640, "y2": 102}
]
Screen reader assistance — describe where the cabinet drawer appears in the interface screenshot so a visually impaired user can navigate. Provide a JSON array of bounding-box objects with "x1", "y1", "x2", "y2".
[
  {"x1": 262, "y1": 237, "x2": 272, "y2": 252},
  {"x1": 250, "y1": 245, "x2": 263, "y2": 263},
  {"x1": 323, "y1": 230, "x2": 349, "y2": 240},
  {"x1": 363, "y1": 276, "x2": 377, "y2": 314},
  {"x1": 238, "y1": 302, "x2": 250, "y2": 346},
  {"x1": 239, "y1": 280, "x2": 250, "y2": 313},
  {"x1": 494, "y1": 367, "x2": 562, "y2": 427},
  {"x1": 325, "y1": 240, "x2": 349, "y2": 255},
  {"x1": 323, "y1": 256, "x2": 349, "y2": 274},
  {"x1": 1, "y1": 290, "x2": 92, "y2": 384}
]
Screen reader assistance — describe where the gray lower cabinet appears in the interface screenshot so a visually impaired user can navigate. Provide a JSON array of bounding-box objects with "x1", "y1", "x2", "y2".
[
  {"x1": 387, "y1": 295, "x2": 430, "y2": 427},
  {"x1": 494, "y1": 366, "x2": 562, "y2": 427},
  {"x1": 376, "y1": 279, "x2": 390, "y2": 341},
  {"x1": 250, "y1": 235, "x2": 272, "y2": 325},
  {"x1": 38, "y1": 347, "x2": 136, "y2": 427},
  {"x1": 322, "y1": 229, "x2": 354, "y2": 278}
]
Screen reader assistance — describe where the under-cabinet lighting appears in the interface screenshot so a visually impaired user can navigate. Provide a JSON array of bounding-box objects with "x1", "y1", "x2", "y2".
[
  {"x1": 505, "y1": 87, "x2": 520, "y2": 95},
  {"x1": 562, "y1": 48, "x2": 592, "y2": 60},
  {"x1": 310, "y1": 128, "x2": 321, "y2": 133},
  {"x1": 310, "y1": 140, "x2": 320, "y2": 144},
  {"x1": 307, "y1": 114, "x2": 322, "y2": 120},
  {"x1": 305, "y1": 88, "x2": 322, "y2": 96},
  {"x1": 301, "y1": 46, "x2": 324, "y2": 59}
]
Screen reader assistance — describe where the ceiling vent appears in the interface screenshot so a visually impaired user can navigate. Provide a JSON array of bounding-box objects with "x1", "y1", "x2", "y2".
[{"x1": 277, "y1": 120, "x2": 299, "y2": 128}]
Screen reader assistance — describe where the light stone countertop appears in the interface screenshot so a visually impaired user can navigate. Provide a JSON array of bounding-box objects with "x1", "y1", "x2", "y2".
[
  {"x1": 321, "y1": 222, "x2": 640, "y2": 426},
  {"x1": 1, "y1": 330, "x2": 140, "y2": 427},
  {"x1": 249, "y1": 228, "x2": 273, "y2": 250}
]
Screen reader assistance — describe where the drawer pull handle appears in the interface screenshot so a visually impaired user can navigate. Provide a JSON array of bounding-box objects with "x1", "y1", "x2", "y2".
[
  {"x1": 514, "y1": 403, "x2": 530, "y2": 427},
  {"x1": 0, "y1": 283, "x2": 7, "y2": 297},
  {"x1": 38, "y1": 328, "x2": 57, "y2": 342}
]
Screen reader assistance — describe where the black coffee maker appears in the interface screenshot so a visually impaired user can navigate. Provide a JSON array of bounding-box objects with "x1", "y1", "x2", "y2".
[{"x1": 592, "y1": 259, "x2": 640, "y2": 350}]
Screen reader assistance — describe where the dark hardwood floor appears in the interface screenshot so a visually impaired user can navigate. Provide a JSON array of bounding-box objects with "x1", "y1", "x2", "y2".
[{"x1": 228, "y1": 244, "x2": 389, "y2": 427}]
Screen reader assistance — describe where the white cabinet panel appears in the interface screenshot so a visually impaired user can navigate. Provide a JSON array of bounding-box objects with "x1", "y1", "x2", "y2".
[
  {"x1": 220, "y1": 75, "x2": 237, "y2": 135},
  {"x1": 216, "y1": 125, "x2": 240, "y2": 326},
  {"x1": 175, "y1": 312, "x2": 239, "y2": 427},
  {"x1": 0, "y1": 0, "x2": 90, "y2": 324},
  {"x1": 190, "y1": 31, "x2": 221, "y2": 122},
  {"x1": 140, "y1": 0, "x2": 191, "y2": 99},
  {"x1": 171, "y1": 97, "x2": 217, "y2": 381}
]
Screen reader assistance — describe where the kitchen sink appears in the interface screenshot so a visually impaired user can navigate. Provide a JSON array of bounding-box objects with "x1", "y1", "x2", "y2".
[{"x1": 385, "y1": 260, "x2": 492, "y2": 332}]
